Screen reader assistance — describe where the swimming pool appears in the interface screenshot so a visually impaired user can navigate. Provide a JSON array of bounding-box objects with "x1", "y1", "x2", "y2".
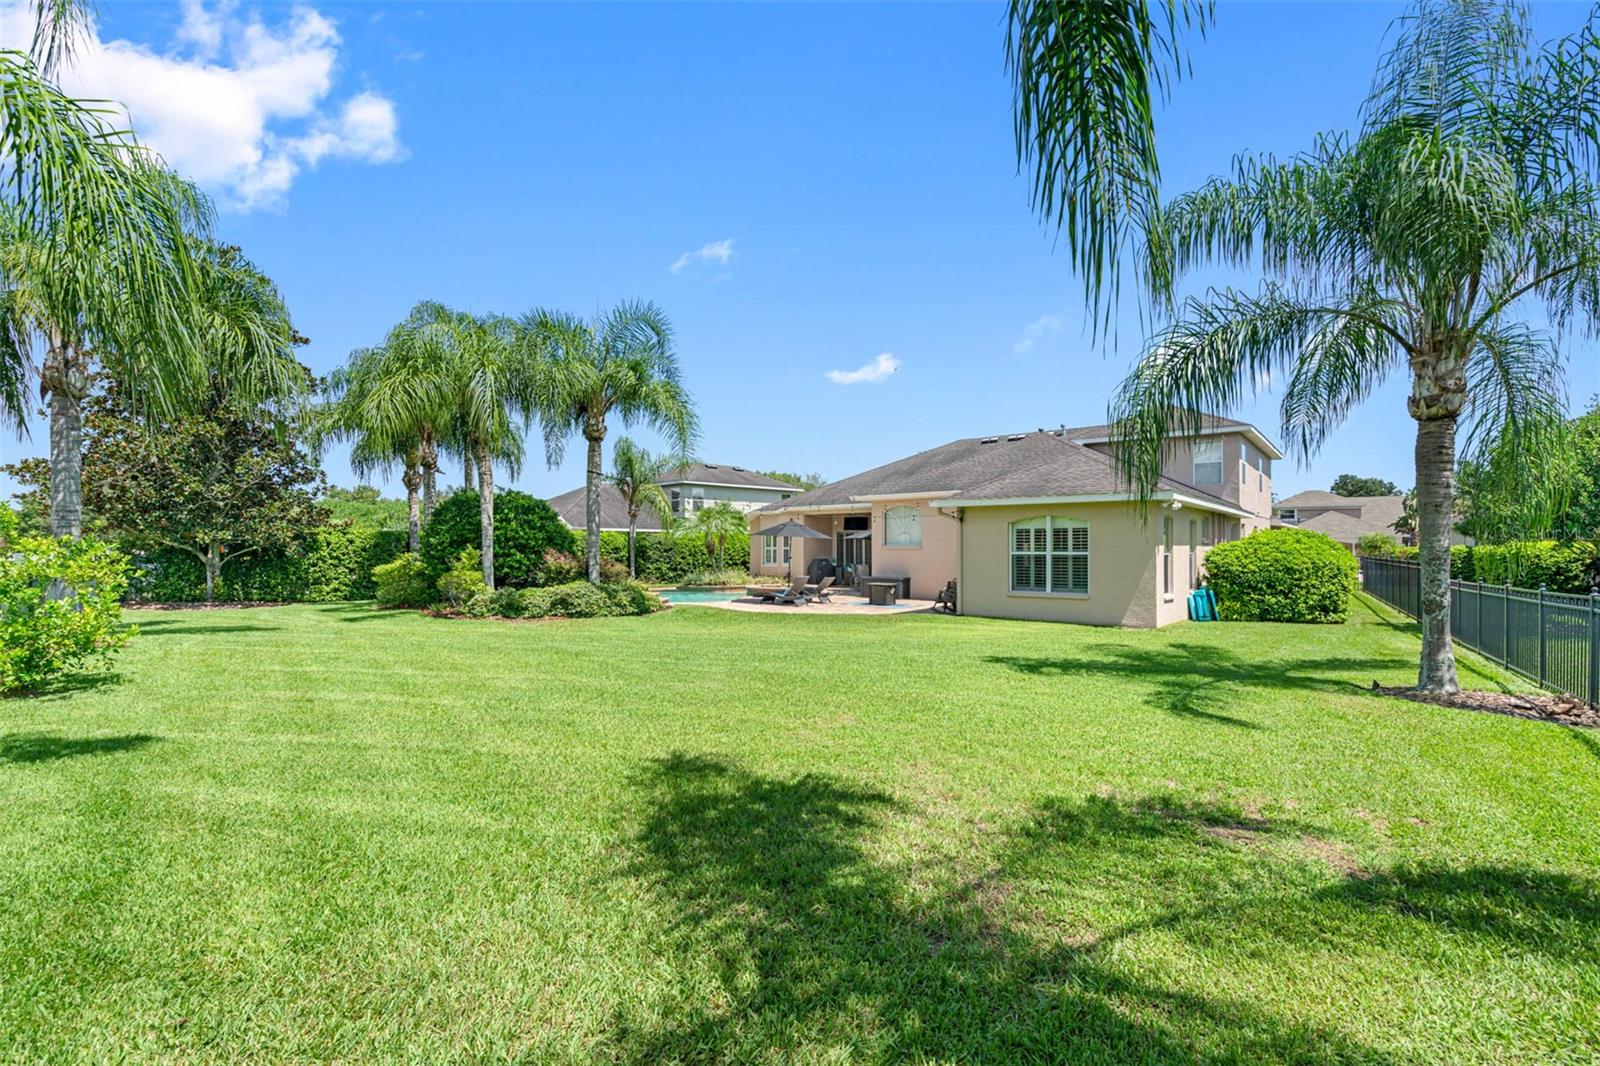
[{"x1": 659, "y1": 589, "x2": 745, "y2": 605}]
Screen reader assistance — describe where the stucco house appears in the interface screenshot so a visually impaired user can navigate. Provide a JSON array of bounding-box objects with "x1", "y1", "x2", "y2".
[
  {"x1": 748, "y1": 415, "x2": 1281, "y2": 628},
  {"x1": 1272, "y1": 491, "x2": 1407, "y2": 549},
  {"x1": 549, "y1": 463, "x2": 800, "y2": 533}
]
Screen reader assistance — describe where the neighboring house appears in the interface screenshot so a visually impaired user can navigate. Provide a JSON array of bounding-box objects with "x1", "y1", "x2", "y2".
[
  {"x1": 1272, "y1": 490, "x2": 1474, "y2": 549},
  {"x1": 548, "y1": 463, "x2": 800, "y2": 532},
  {"x1": 1272, "y1": 492, "x2": 1407, "y2": 549},
  {"x1": 748, "y1": 415, "x2": 1282, "y2": 628}
]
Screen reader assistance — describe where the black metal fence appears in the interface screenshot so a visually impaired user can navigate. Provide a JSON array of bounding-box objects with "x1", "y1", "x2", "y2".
[{"x1": 1360, "y1": 556, "x2": 1600, "y2": 706}]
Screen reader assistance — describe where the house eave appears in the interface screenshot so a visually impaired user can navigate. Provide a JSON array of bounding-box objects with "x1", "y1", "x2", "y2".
[
  {"x1": 848, "y1": 490, "x2": 956, "y2": 502},
  {"x1": 1072, "y1": 426, "x2": 1285, "y2": 461},
  {"x1": 932, "y1": 490, "x2": 1254, "y2": 519}
]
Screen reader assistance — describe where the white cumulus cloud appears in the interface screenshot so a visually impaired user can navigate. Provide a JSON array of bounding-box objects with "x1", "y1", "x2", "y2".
[
  {"x1": 670, "y1": 238, "x2": 735, "y2": 275},
  {"x1": 0, "y1": 1, "x2": 404, "y2": 210},
  {"x1": 1012, "y1": 313, "x2": 1064, "y2": 355},
  {"x1": 826, "y1": 353, "x2": 900, "y2": 386}
]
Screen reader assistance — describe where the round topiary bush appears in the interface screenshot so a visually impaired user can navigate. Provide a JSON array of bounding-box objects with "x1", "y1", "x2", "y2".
[
  {"x1": 419, "y1": 490, "x2": 577, "y2": 587},
  {"x1": 1202, "y1": 527, "x2": 1358, "y2": 623}
]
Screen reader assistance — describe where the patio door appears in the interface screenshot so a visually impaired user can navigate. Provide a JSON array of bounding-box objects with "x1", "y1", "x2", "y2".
[{"x1": 837, "y1": 531, "x2": 871, "y2": 578}]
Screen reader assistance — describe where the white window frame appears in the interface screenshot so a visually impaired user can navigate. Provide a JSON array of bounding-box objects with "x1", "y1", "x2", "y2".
[
  {"x1": 1192, "y1": 439, "x2": 1223, "y2": 485},
  {"x1": 883, "y1": 505, "x2": 922, "y2": 548},
  {"x1": 1008, "y1": 516, "x2": 1090, "y2": 596},
  {"x1": 1162, "y1": 515, "x2": 1174, "y2": 599},
  {"x1": 761, "y1": 535, "x2": 793, "y2": 566},
  {"x1": 1188, "y1": 518, "x2": 1199, "y2": 589}
]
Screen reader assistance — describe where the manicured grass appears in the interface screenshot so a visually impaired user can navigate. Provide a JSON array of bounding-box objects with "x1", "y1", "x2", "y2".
[{"x1": 2, "y1": 596, "x2": 1596, "y2": 1062}]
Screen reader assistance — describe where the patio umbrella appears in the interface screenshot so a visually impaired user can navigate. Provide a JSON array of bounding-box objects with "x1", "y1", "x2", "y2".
[{"x1": 755, "y1": 519, "x2": 834, "y2": 582}]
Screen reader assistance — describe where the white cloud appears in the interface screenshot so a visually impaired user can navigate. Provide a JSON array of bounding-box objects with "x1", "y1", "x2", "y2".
[
  {"x1": 0, "y1": 2, "x2": 404, "y2": 210},
  {"x1": 826, "y1": 353, "x2": 900, "y2": 386},
  {"x1": 670, "y1": 238, "x2": 735, "y2": 275},
  {"x1": 1012, "y1": 313, "x2": 1064, "y2": 355}
]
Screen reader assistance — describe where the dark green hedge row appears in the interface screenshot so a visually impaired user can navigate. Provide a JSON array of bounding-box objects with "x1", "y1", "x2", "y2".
[
  {"x1": 598, "y1": 529, "x2": 751, "y2": 582},
  {"x1": 419, "y1": 490, "x2": 576, "y2": 587},
  {"x1": 128, "y1": 526, "x2": 407, "y2": 603},
  {"x1": 1203, "y1": 528, "x2": 1358, "y2": 623},
  {"x1": 1389, "y1": 541, "x2": 1599, "y2": 592}
]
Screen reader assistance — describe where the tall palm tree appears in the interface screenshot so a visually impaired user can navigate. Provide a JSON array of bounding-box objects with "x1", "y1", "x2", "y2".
[
  {"x1": 1007, "y1": 0, "x2": 1211, "y2": 324},
  {"x1": 1110, "y1": 0, "x2": 1600, "y2": 695},
  {"x1": 322, "y1": 344, "x2": 431, "y2": 552},
  {"x1": 1, "y1": 4, "x2": 210, "y2": 537},
  {"x1": 608, "y1": 437, "x2": 675, "y2": 578},
  {"x1": 0, "y1": 209, "x2": 302, "y2": 537},
  {"x1": 528, "y1": 301, "x2": 697, "y2": 583},
  {"x1": 397, "y1": 304, "x2": 541, "y2": 590}
]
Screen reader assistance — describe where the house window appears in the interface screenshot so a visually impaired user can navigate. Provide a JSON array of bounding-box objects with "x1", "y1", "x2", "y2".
[
  {"x1": 1279, "y1": 508, "x2": 1297, "y2": 523},
  {"x1": 669, "y1": 489, "x2": 682, "y2": 515},
  {"x1": 1010, "y1": 517, "x2": 1089, "y2": 595},
  {"x1": 690, "y1": 487, "x2": 706, "y2": 511},
  {"x1": 1256, "y1": 455, "x2": 1267, "y2": 491},
  {"x1": 1164, "y1": 515, "x2": 1177, "y2": 598},
  {"x1": 884, "y1": 505, "x2": 922, "y2": 547},
  {"x1": 1193, "y1": 439, "x2": 1222, "y2": 485},
  {"x1": 761, "y1": 535, "x2": 793, "y2": 566},
  {"x1": 1240, "y1": 458, "x2": 1249, "y2": 485}
]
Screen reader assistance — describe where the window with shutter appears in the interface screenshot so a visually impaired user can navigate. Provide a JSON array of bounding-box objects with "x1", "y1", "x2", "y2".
[{"x1": 1009, "y1": 517, "x2": 1089, "y2": 595}]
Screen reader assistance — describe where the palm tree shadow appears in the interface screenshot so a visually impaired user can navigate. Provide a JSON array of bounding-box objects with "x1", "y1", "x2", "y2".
[
  {"x1": 982, "y1": 642, "x2": 1401, "y2": 729},
  {"x1": 0, "y1": 731, "x2": 159, "y2": 764},
  {"x1": 133, "y1": 619, "x2": 279, "y2": 637},
  {"x1": 615, "y1": 753, "x2": 1391, "y2": 1063}
]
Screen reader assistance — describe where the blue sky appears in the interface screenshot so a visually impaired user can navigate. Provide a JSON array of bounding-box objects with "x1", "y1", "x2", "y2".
[{"x1": 5, "y1": 1, "x2": 1597, "y2": 501}]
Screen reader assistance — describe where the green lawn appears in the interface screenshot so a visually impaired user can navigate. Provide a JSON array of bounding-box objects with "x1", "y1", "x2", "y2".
[{"x1": 3, "y1": 597, "x2": 1597, "y2": 1063}]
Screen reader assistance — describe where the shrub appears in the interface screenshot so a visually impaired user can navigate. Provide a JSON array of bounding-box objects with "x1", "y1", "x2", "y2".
[
  {"x1": 1355, "y1": 533, "x2": 1402, "y2": 558},
  {"x1": 456, "y1": 580, "x2": 664, "y2": 619},
  {"x1": 599, "y1": 529, "x2": 752, "y2": 582},
  {"x1": 1202, "y1": 528, "x2": 1357, "y2": 623},
  {"x1": 437, "y1": 548, "x2": 488, "y2": 608},
  {"x1": 126, "y1": 524, "x2": 406, "y2": 603},
  {"x1": 373, "y1": 553, "x2": 434, "y2": 608},
  {"x1": 678, "y1": 568, "x2": 757, "y2": 587},
  {"x1": 0, "y1": 513, "x2": 134, "y2": 693},
  {"x1": 1470, "y1": 540, "x2": 1598, "y2": 593},
  {"x1": 599, "y1": 557, "x2": 631, "y2": 584},
  {"x1": 1388, "y1": 544, "x2": 1476, "y2": 581},
  {"x1": 419, "y1": 491, "x2": 576, "y2": 587},
  {"x1": 539, "y1": 549, "x2": 583, "y2": 586}
]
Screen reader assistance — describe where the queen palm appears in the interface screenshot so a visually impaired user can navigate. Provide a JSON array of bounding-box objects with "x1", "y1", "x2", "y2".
[
  {"x1": 323, "y1": 345, "x2": 431, "y2": 552},
  {"x1": 1111, "y1": 0, "x2": 1600, "y2": 695},
  {"x1": 683, "y1": 501, "x2": 745, "y2": 574},
  {"x1": 608, "y1": 437, "x2": 675, "y2": 578},
  {"x1": 529, "y1": 301, "x2": 697, "y2": 583}
]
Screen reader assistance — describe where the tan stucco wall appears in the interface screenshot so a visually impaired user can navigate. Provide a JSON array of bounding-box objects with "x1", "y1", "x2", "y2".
[
  {"x1": 748, "y1": 500, "x2": 958, "y2": 598},
  {"x1": 1086, "y1": 431, "x2": 1273, "y2": 527},
  {"x1": 958, "y1": 502, "x2": 1168, "y2": 627}
]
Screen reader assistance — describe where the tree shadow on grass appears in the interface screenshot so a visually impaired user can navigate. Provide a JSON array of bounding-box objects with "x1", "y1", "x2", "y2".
[
  {"x1": 6, "y1": 671, "x2": 126, "y2": 701},
  {"x1": 981, "y1": 642, "x2": 1407, "y2": 728},
  {"x1": 0, "y1": 731, "x2": 159, "y2": 764},
  {"x1": 131, "y1": 619, "x2": 279, "y2": 637},
  {"x1": 615, "y1": 753, "x2": 1391, "y2": 1063},
  {"x1": 1565, "y1": 726, "x2": 1600, "y2": 764}
]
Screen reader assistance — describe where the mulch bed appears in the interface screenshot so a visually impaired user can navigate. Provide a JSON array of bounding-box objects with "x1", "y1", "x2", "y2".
[{"x1": 1375, "y1": 684, "x2": 1600, "y2": 729}]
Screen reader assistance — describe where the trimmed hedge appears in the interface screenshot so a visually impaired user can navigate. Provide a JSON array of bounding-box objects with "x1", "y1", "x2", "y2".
[
  {"x1": 1391, "y1": 541, "x2": 1599, "y2": 592},
  {"x1": 372, "y1": 553, "x2": 434, "y2": 608},
  {"x1": 1202, "y1": 528, "x2": 1358, "y2": 623},
  {"x1": 127, "y1": 525, "x2": 407, "y2": 603},
  {"x1": 419, "y1": 491, "x2": 576, "y2": 588},
  {"x1": 465, "y1": 581, "x2": 664, "y2": 619},
  {"x1": 598, "y1": 528, "x2": 751, "y2": 582}
]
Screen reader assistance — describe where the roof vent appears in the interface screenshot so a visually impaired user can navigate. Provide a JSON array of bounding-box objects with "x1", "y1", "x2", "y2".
[
  {"x1": 705, "y1": 463, "x2": 718, "y2": 469},
  {"x1": 1007, "y1": 434, "x2": 1025, "y2": 442},
  {"x1": 979, "y1": 436, "x2": 999, "y2": 444}
]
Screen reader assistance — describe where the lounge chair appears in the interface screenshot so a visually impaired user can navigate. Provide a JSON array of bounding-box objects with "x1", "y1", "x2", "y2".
[
  {"x1": 806, "y1": 576, "x2": 836, "y2": 603},
  {"x1": 770, "y1": 576, "x2": 809, "y2": 605},
  {"x1": 745, "y1": 585, "x2": 780, "y2": 601},
  {"x1": 933, "y1": 579, "x2": 957, "y2": 613}
]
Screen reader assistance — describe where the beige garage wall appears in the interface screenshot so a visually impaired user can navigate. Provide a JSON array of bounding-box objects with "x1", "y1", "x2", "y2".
[{"x1": 959, "y1": 502, "x2": 1172, "y2": 628}]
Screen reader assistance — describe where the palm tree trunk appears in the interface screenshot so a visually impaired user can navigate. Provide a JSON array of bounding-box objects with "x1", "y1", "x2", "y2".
[
  {"x1": 1413, "y1": 415, "x2": 1460, "y2": 694},
  {"x1": 41, "y1": 338, "x2": 88, "y2": 539},
  {"x1": 584, "y1": 429, "x2": 604, "y2": 583},
  {"x1": 420, "y1": 433, "x2": 438, "y2": 520},
  {"x1": 627, "y1": 511, "x2": 638, "y2": 579},
  {"x1": 1409, "y1": 348, "x2": 1465, "y2": 695},
  {"x1": 475, "y1": 445, "x2": 495, "y2": 590},
  {"x1": 402, "y1": 463, "x2": 422, "y2": 553}
]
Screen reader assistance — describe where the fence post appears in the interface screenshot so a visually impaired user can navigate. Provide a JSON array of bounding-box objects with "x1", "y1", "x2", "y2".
[
  {"x1": 1537, "y1": 585, "x2": 1547, "y2": 686},
  {"x1": 1475, "y1": 579, "x2": 1482, "y2": 645},
  {"x1": 1503, "y1": 583, "x2": 1511, "y2": 666},
  {"x1": 1589, "y1": 588, "x2": 1599, "y2": 709}
]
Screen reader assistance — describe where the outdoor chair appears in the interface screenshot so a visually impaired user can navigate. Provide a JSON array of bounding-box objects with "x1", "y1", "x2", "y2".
[
  {"x1": 933, "y1": 579, "x2": 957, "y2": 613},
  {"x1": 807, "y1": 576, "x2": 836, "y2": 603},
  {"x1": 771, "y1": 576, "x2": 809, "y2": 605},
  {"x1": 745, "y1": 585, "x2": 780, "y2": 601}
]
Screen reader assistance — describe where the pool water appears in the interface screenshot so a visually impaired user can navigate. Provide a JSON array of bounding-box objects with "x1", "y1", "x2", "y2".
[{"x1": 659, "y1": 589, "x2": 745, "y2": 605}]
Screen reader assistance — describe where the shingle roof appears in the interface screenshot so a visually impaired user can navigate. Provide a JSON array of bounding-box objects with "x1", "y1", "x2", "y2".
[
  {"x1": 661, "y1": 463, "x2": 798, "y2": 490},
  {"x1": 757, "y1": 429, "x2": 1241, "y2": 514},
  {"x1": 546, "y1": 484, "x2": 668, "y2": 532},
  {"x1": 1273, "y1": 493, "x2": 1405, "y2": 545},
  {"x1": 1275, "y1": 490, "x2": 1404, "y2": 510}
]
